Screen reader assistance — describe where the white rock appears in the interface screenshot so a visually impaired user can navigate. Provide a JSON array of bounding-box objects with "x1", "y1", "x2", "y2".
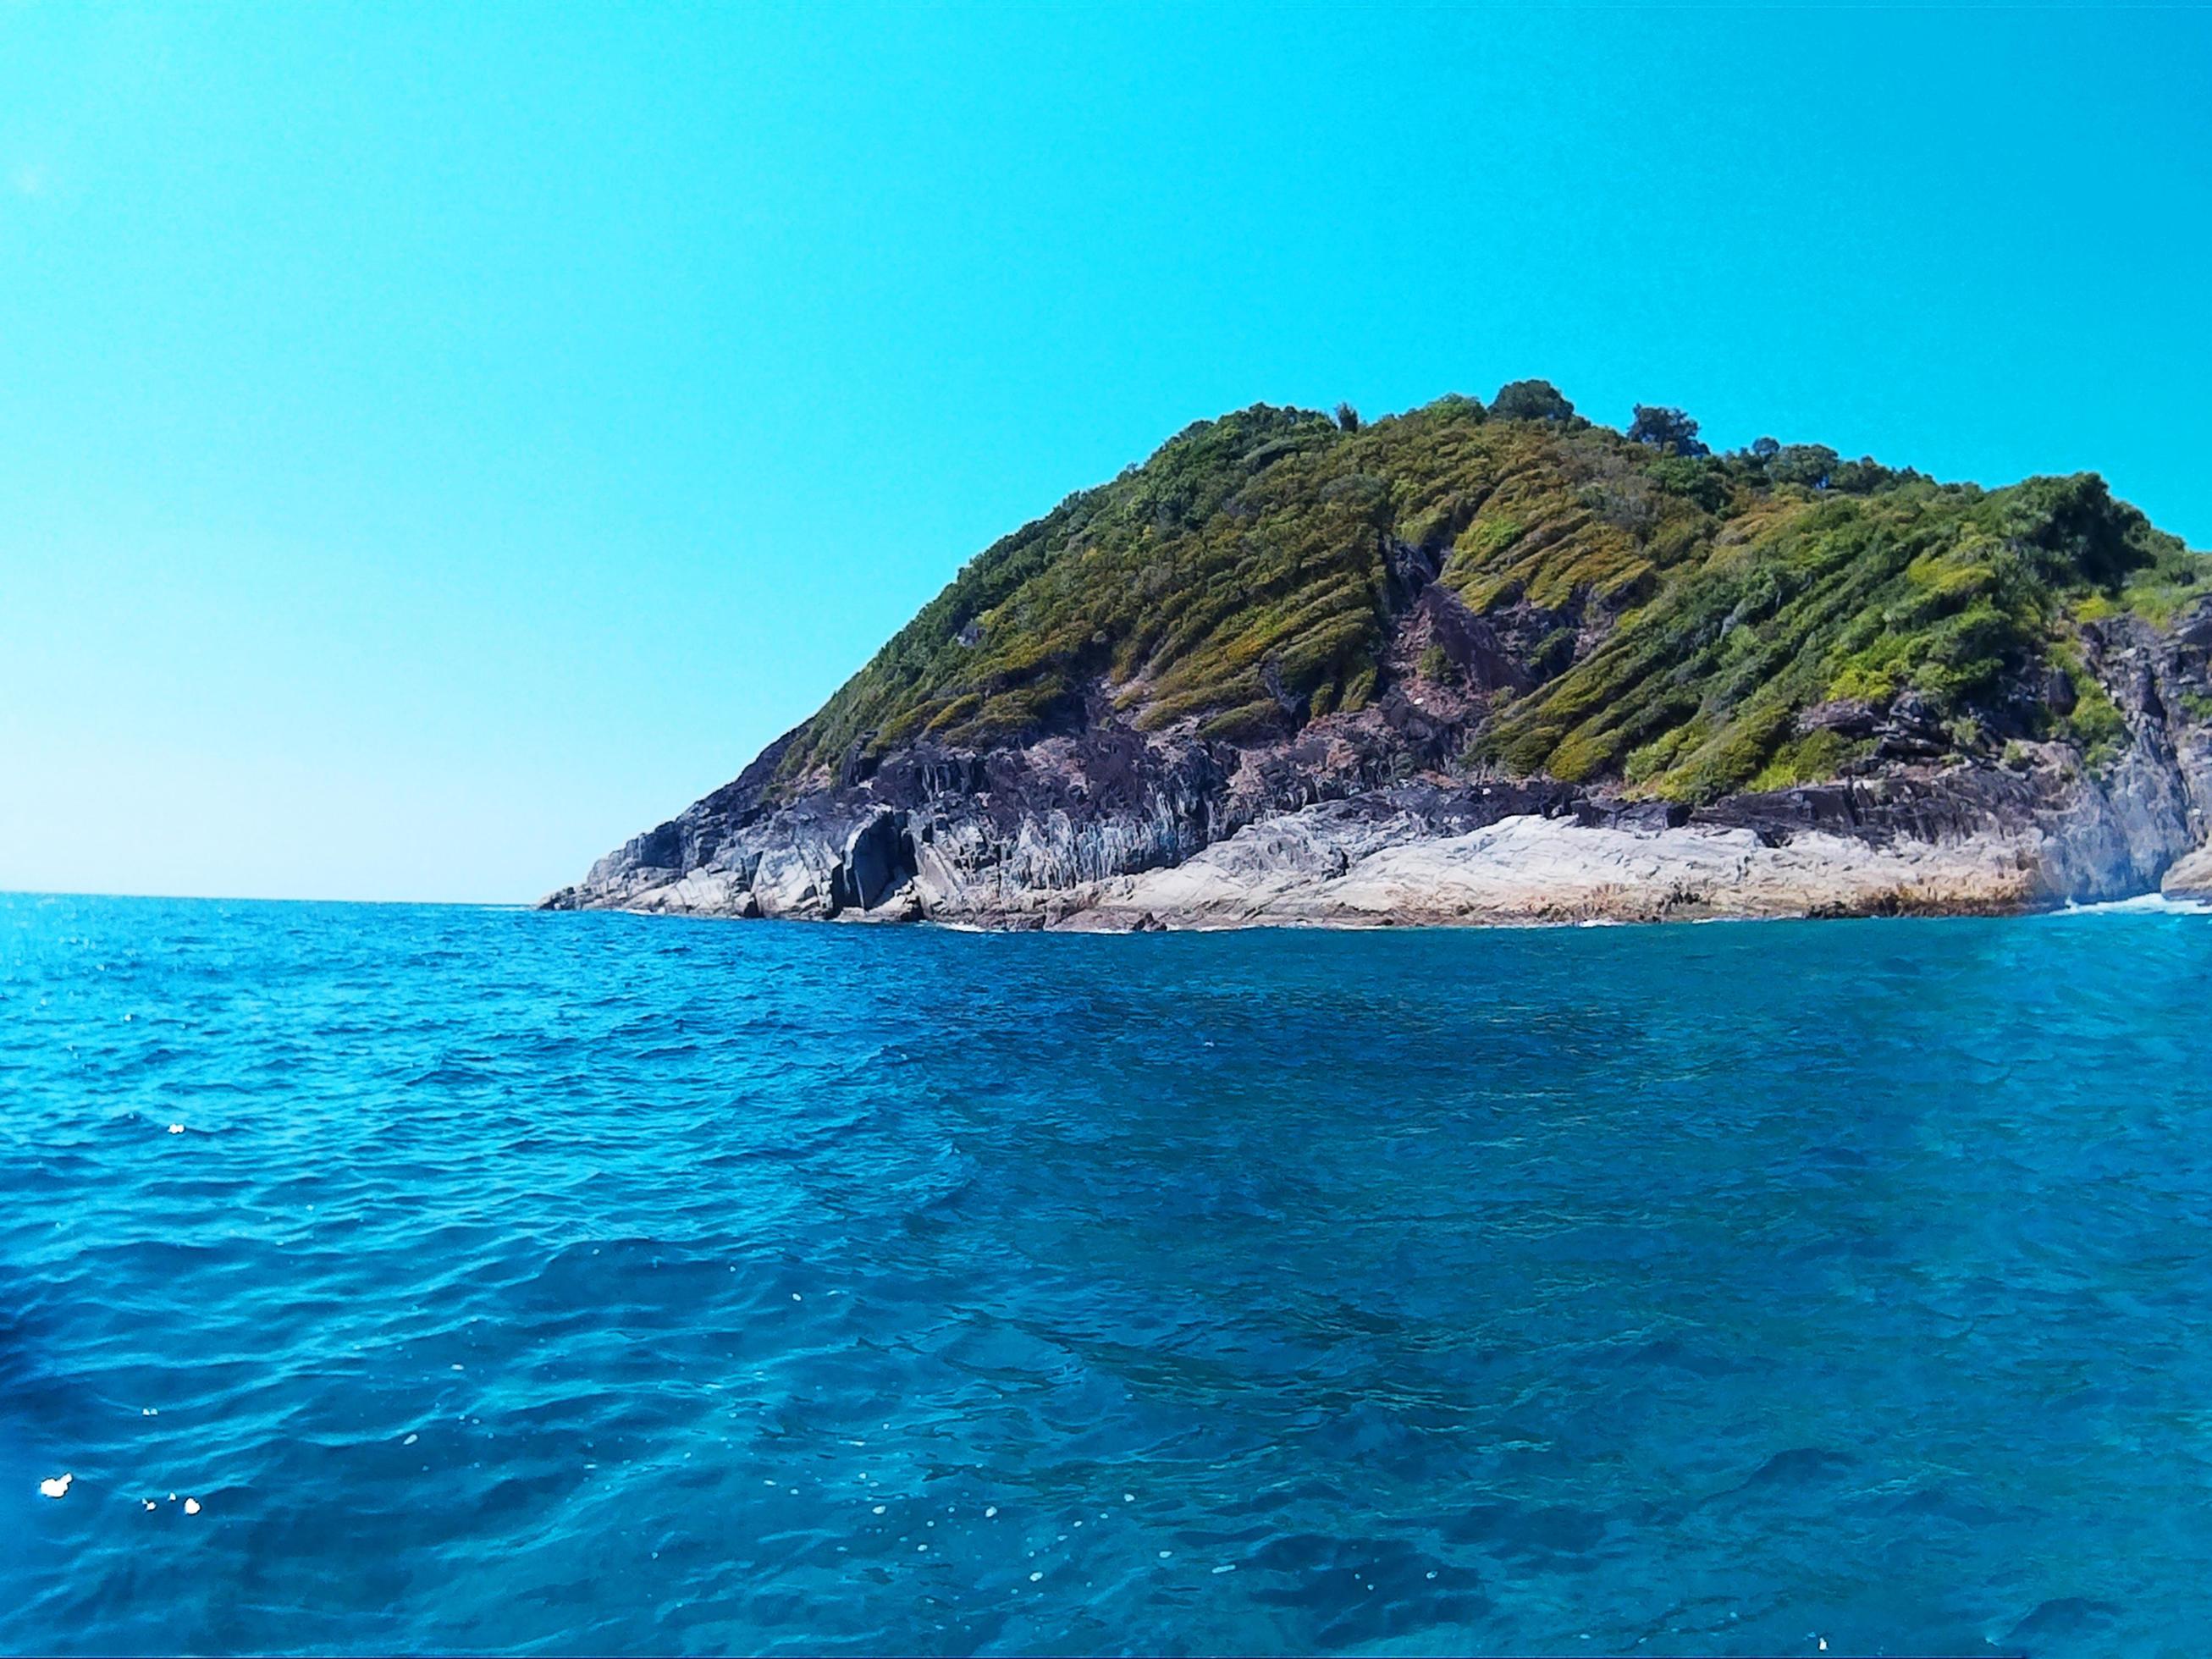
[{"x1": 1076, "y1": 809, "x2": 2046, "y2": 929}]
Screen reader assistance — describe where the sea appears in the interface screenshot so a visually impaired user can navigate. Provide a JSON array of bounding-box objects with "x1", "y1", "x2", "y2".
[{"x1": 5, "y1": 890, "x2": 2212, "y2": 1656}]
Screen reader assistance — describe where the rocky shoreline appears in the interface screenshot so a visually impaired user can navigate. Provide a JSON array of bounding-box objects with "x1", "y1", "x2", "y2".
[
  {"x1": 544, "y1": 398, "x2": 2212, "y2": 934},
  {"x1": 541, "y1": 791, "x2": 2209, "y2": 934},
  {"x1": 544, "y1": 605, "x2": 2212, "y2": 932}
]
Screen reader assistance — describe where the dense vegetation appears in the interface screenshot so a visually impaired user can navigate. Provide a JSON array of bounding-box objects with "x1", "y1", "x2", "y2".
[{"x1": 782, "y1": 389, "x2": 2207, "y2": 803}]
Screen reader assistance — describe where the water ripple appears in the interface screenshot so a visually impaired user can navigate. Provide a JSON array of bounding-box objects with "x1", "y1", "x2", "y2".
[{"x1": 4, "y1": 894, "x2": 2212, "y2": 1654}]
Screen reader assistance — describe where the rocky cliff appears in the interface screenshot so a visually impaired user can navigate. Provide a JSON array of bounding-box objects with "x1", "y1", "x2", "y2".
[{"x1": 546, "y1": 390, "x2": 2212, "y2": 929}]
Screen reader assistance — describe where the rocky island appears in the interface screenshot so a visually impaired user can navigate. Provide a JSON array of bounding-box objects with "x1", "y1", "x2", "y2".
[{"x1": 547, "y1": 386, "x2": 2212, "y2": 929}]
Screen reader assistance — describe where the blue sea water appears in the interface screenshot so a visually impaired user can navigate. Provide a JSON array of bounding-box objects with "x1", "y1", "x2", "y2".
[{"x1": 5, "y1": 894, "x2": 2212, "y2": 1656}]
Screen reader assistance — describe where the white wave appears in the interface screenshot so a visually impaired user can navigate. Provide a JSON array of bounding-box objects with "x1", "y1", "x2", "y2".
[{"x1": 2049, "y1": 891, "x2": 2212, "y2": 918}]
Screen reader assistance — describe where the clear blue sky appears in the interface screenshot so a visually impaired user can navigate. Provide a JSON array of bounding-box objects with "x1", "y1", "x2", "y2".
[{"x1": 3, "y1": 4, "x2": 2206, "y2": 903}]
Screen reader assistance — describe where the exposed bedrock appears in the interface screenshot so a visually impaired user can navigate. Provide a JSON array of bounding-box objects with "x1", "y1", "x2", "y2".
[
  {"x1": 545, "y1": 389, "x2": 2212, "y2": 934},
  {"x1": 2164, "y1": 845, "x2": 2212, "y2": 901},
  {"x1": 543, "y1": 604, "x2": 2212, "y2": 929}
]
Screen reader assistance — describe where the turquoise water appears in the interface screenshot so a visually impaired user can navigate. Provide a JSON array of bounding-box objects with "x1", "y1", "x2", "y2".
[{"x1": 5, "y1": 894, "x2": 2212, "y2": 1656}]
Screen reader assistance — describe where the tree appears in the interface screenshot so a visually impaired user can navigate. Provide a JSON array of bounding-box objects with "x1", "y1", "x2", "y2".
[
  {"x1": 1751, "y1": 436, "x2": 1780, "y2": 460},
  {"x1": 1491, "y1": 378, "x2": 1575, "y2": 422},
  {"x1": 2007, "y1": 472, "x2": 2154, "y2": 587},
  {"x1": 1334, "y1": 402, "x2": 1361, "y2": 433},
  {"x1": 1769, "y1": 444, "x2": 1840, "y2": 489},
  {"x1": 1627, "y1": 405, "x2": 1709, "y2": 457}
]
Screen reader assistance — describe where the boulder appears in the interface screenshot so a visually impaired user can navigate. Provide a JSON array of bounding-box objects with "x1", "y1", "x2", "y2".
[
  {"x1": 1796, "y1": 699, "x2": 1879, "y2": 739},
  {"x1": 2162, "y1": 845, "x2": 2212, "y2": 901}
]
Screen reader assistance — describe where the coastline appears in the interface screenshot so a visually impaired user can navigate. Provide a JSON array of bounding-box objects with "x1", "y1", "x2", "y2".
[
  {"x1": 547, "y1": 586, "x2": 2212, "y2": 935},
  {"x1": 553, "y1": 802, "x2": 2212, "y2": 934}
]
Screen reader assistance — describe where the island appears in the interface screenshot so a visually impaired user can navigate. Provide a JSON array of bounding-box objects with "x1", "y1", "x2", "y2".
[{"x1": 546, "y1": 386, "x2": 2212, "y2": 929}]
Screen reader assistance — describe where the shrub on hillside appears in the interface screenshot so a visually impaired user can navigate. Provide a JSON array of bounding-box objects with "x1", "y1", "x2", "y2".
[{"x1": 1491, "y1": 379, "x2": 1575, "y2": 422}]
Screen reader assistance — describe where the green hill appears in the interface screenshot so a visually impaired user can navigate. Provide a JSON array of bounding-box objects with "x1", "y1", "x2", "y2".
[{"x1": 781, "y1": 386, "x2": 2206, "y2": 804}]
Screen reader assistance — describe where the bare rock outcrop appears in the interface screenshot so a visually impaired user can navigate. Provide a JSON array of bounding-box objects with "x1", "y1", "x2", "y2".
[{"x1": 543, "y1": 638, "x2": 2212, "y2": 929}]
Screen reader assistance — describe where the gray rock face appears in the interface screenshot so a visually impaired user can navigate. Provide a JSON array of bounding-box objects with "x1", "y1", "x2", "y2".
[
  {"x1": 833, "y1": 809, "x2": 909, "y2": 913},
  {"x1": 2164, "y1": 846, "x2": 2212, "y2": 901},
  {"x1": 544, "y1": 602, "x2": 2212, "y2": 930}
]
